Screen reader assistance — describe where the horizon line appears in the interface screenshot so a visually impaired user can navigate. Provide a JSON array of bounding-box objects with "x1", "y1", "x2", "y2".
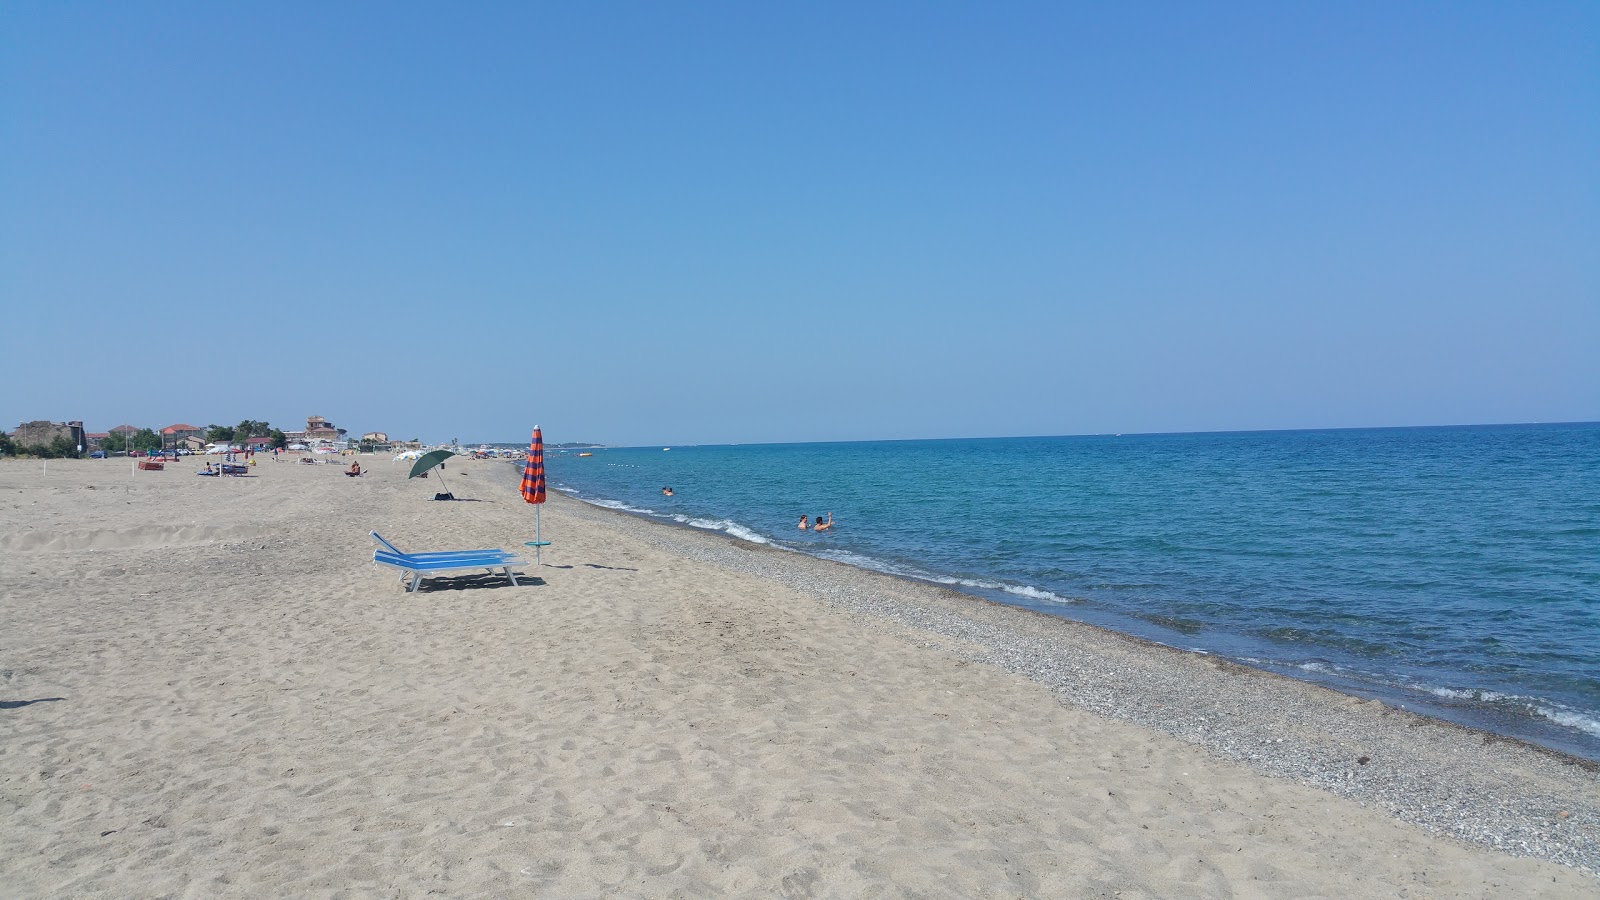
[{"x1": 464, "y1": 418, "x2": 1600, "y2": 450}]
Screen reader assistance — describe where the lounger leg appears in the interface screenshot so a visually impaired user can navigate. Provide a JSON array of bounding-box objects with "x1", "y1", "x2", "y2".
[
  {"x1": 408, "y1": 573, "x2": 423, "y2": 592},
  {"x1": 504, "y1": 566, "x2": 519, "y2": 587}
]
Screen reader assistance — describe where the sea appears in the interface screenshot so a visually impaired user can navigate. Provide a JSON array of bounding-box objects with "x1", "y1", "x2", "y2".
[{"x1": 542, "y1": 423, "x2": 1600, "y2": 760}]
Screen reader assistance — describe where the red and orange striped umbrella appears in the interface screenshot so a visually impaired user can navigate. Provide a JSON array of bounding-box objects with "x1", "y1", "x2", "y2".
[
  {"x1": 521, "y1": 427, "x2": 546, "y2": 504},
  {"x1": 522, "y1": 427, "x2": 549, "y2": 564}
]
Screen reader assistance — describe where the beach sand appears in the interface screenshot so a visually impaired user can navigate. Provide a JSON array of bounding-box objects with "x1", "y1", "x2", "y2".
[{"x1": 1, "y1": 455, "x2": 1595, "y2": 897}]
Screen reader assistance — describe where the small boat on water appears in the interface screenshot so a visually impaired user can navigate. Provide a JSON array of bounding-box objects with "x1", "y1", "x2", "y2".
[{"x1": 577, "y1": 452, "x2": 593, "y2": 457}]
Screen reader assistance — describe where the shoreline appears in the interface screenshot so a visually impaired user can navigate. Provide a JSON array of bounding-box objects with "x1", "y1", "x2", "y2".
[
  {"x1": 2, "y1": 455, "x2": 1596, "y2": 895},
  {"x1": 542, "y1": 466, "x2": 1600, "y2": 764},
  {"x1": 507, "y1": 466, "x2": 1600, "y2": 874},
  {"x1": 583, "y1": 490, "x2": 1600, "y2": 767}
]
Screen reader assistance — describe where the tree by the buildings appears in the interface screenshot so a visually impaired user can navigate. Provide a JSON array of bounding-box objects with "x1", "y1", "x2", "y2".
[
  {"x1": 129, "y1": 429, "x2": 161, "y2": 453},
  {"x1": 234, "y1": 420, "x2": 273, "y2": 440}
]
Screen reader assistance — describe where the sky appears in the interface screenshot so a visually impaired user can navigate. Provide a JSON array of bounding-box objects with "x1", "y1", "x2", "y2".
[{"x1": 2, "y1": 2, "x2": 1595, "y2": 447}]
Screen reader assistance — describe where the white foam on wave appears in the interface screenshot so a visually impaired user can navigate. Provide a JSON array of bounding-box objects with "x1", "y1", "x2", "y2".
[
  {"x1": 809, "y1": 547, "x2": 888, "y2": 569},
  {"x1": 562, "y1": 489, "x2": 1071, "y2": 604},
  {"x1": 804, "y1": 549, "x2": 1076, "y2": 604},
  {"x1": 572, "y1": 495, "x2": 659, "y2": 516},
  {"x1": 931, "y1": 575, "x2": 1075, "y2": 604},
  {"x1": 999, "y1": 583, "x2": 1076, "y2": 604},
  {"x1": 1535, "y1": 705, "x2": 1600, "y2": 739},
  {"x1": 1421, "y1": 687, "x2": 1600, "y2": 739},
  {"x1": 564, "y1": 490, "x2": 771, "y2": 544},
  {"x1": 671, "y1": 514, "x2": 771, "y2": 545},
  {"x1": 1425, "y1": 686, "x2": 1512, "y2": 703}
]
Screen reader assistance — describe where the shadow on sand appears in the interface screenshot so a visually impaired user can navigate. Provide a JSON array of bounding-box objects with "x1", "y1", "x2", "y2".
[
  {"x1": 415, "y1": 572, "x2": 545, "y2": 592},
  {"x1": 2, "y1": 698, "x2": 65, "y2": 710}
]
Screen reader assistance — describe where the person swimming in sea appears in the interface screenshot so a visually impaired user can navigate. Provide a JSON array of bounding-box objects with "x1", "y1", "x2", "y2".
[
  {"x1": 797, "y1": 515, "x2": 809, "y2": 531},
  {"x1": 662, "y1": 486, "x2": 674, "y2": 496},
  {"x1": 813, "y1": 512, "x2": 833, "y2": 532}
]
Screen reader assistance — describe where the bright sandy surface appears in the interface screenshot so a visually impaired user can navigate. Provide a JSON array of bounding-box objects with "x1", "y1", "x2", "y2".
[{"x1": 1, "y1": 455, "x2": 1595, "y2": 898}]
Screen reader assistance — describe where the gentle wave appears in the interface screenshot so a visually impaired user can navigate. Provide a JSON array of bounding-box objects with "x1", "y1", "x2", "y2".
[
  {"x1": 934, "y1": 576, "x2": 1076, "y2": 605},
  {"x1": 1536, "y1": 704, "x2": 1600, "y2": 739},
  {"x1": 559, "y1": 485, "x2": 1074, "y2": 606},
  {"x1": 560, "y1": 489, "x2": 772, "y2": 545},
  {"x1": 1424, "y1": 687, "x2": 1600, "y2": 739},
  {"x1": 673, "y1": 515, "x2": 772, "y2": 545}
]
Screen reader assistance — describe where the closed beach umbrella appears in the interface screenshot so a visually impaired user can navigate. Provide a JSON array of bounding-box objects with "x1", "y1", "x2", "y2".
[
  {"x1": 522, "y1": 426, "x2": 549, "y2": 563},
  {"x1": 408, "y1": 449, "x2": 456, "y2": 497}
]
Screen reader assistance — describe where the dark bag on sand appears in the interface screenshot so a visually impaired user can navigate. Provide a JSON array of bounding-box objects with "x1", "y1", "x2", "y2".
[{"x1": 433, "y1": 492, "x2": 455, "y2": 501}]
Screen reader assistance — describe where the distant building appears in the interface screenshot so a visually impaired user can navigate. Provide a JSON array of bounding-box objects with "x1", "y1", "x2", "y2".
[
  {"x1": 362, "y1": 431, "x2": 388, "y2": 444},
  {"x1": 10, "y1": 420, "x2": 87, "y2": 454},
  {"x1": 179, "y1": 436, "x2": 207, "y2": 451},
  {"x1": 305, "y1": 415, "x2": 341, "y2": 443},
  {"x1": 85, "y1": 432, "x2": 110, "y2": 449},
  {"x1": 161, "y1": 424, "x2": 203, "y2": 447},
  {"x1": 108, "y1": 424, "x2": 140, "y2": 437}
]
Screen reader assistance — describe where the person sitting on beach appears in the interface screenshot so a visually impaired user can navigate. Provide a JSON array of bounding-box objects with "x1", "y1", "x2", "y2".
[
  {"x1": 813, "y1": 512, "x2": 834, "y2": 532},
  {"x1": 347, "y1": 461, "x2": 362, "y2": 477},
  {"x1": 797, "y1": 515, "x2": 809, "y2": 531}
]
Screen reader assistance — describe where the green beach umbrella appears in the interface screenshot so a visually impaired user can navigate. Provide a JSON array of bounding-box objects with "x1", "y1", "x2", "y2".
[{"x1": 408, "y1": 449, "x2": 456, "y2": 496}]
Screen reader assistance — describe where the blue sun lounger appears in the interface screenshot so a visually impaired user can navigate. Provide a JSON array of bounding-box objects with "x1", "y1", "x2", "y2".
[
  {"x1": 370, "y1": 532, "x2": 517, "y2": 562},
  {"x1": 370, "y1": 532, "x2": 524, "y2": 592}
]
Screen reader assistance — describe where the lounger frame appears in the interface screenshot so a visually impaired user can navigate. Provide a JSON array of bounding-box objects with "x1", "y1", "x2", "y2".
[{"x1": 373, "y1": 550, "x2": 525, "y2": 592}]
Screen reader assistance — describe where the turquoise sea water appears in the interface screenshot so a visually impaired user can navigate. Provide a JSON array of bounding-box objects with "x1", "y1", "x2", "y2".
[{"x1": 544, "y1": 423, "x2": 1600, "y2": 759}]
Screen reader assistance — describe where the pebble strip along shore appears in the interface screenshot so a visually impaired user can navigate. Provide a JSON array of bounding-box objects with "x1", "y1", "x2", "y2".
[{"x1": 535, "y1": 484, "x2": 1599, "y2": 878}]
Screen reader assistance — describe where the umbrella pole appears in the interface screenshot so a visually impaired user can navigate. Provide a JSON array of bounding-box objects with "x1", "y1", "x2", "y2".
[
  {"x1": 535, "y1": 506, "x2": 542, "y2": 565},
  {"x1": 434, "y1": 470, "x2": 450, "y2": 496}
]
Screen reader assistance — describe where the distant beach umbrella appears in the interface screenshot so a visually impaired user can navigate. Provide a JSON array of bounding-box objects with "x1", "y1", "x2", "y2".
[
  {"x1": 407, "y1": 448, "x2": 455, "y2": 479},
  {"x1": 523, "y1": 426, "x2": 550, "y2": 564},
  {"x1": 408, "y1": 449, "x2": 456, "y2": 497}
]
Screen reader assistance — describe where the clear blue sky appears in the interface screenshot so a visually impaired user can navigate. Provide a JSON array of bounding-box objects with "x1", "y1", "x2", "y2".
[{"x1": 3, "y1": 2, "x2": 1595, "y2": 446}]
